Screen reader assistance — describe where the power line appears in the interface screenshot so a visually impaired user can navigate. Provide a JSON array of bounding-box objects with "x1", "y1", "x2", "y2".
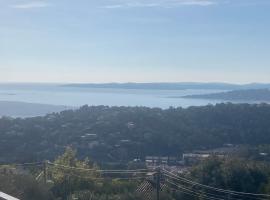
[
  {"x1": 0, "y1": 162, "x2": 43, "y2": 167},
  {"x1": 48, "y1": 162, "x2": 149, "y2": 173},
  {"x1": 36, "y1": 171, "x2": 44, "y2": 181},
  {"x1": 165, "y1": 179, "x2": 226, "y2": 200},
  {"x1": 5, "y1": 160, "x2": 270, "y2": 200},
  {"x1": 164, "y1": 174, "x2": 248, "y2": 200},
  {"x1": 163, "y1": 183, "x2": 199, "y2": 198},
  {"x1": 163, "y1": 170, "x2": 268, "y2": 200},
  {"x1": 46, "y1": 164, "x2": 153, "y2": 181},
  {"x1": 55, "y1": 173, "x2": 149, "y2": 181},
  {"x1": 162, "y1": 169, "x2": 270, "y2": 199}
]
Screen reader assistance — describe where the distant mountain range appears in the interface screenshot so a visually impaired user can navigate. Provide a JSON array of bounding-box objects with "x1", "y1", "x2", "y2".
[
  {"x1": 0, "y1": 101, "x2": 71, "y2": 118},
  {"x1": 182, "y1": 89, "x2": 270, "y2": 102},
  {"x1": 64, "y1": 82, "x2": 270, "y2": 90}
]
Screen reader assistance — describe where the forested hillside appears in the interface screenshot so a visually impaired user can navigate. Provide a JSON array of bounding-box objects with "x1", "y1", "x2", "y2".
[{"x1": 1, "y1": 103, "x2": 270, "y2": 163}]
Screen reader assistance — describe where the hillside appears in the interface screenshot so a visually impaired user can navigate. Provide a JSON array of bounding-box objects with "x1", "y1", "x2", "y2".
[
  {"x1": 182, "y1": 89, "x2": 270, "y2": 102},
  {"x1": 64, "y1": 82, "x2": 270, "y2": 90},
  {"x1": 64, "y1": 82, "x2": 238, "y2": 90},
  {"x1": 1, "y1": 104, "x2": 270, "y2": 164}
]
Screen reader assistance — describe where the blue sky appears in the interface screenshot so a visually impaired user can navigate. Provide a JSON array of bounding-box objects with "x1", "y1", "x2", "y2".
[{"x1": 0, "y1": 0, "x2": 270, "y2": 83}]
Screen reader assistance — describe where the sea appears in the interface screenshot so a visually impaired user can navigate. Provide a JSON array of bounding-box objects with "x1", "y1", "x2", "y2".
[{"x1": 0, "y1": 83, "x2": 226, "y2": 117}]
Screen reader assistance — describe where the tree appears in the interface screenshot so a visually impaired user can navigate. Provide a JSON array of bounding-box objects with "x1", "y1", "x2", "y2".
[
  {"x1": 190, "y1": 157, "x2": 269, "y2": 194},
  {"x1": 50, "y1": 147, "x2": 99, "y2": 199}
]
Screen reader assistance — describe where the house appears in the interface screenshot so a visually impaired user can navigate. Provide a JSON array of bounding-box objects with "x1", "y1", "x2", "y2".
[
  {"x1": 80, "y1": 134, "x2": 97, "y2": 141},
  {"x1": 127, "y1": 122, "x2": 135, "y2": 129},
  {"x1": 182, "y1": 153, "x2": 210, "y2": 165},
  {"x1": 183, "y1": 146, "x2": 237, "y2": 165},
  {"x1": 145, "y1": 156, "x2": 179, "y2": 166}
]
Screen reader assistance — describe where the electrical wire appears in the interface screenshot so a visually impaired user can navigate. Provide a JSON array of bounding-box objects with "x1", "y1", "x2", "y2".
[
  {"x1": 0, "y1": 162, "x2": 43, "y2": 167},
  {"x1": 164, "y1": 174, "x2": 249, "y2": 200},
  {"x1": 163, "y1": 169, "x2": 270, "y2": 199},
  {"x1": 48, "y1": 162, "x2": 149, "y2": 174},
  {"x1": 165, "y1": 179, "x2": 226, "y2": 200}
]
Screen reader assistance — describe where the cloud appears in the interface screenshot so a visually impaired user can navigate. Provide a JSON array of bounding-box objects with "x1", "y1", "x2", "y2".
[
  {"x1": 103, "y1": 3, "x2": 160, "y2": 9},
  {"x1": 11, "y1": 1, "x2": 50, "y2": 9},
  {"x1": 102, "y1": 0, "x2": 217, "y2": 9},
  {"x1": 178, "y1": 0, "x2": 216, "y2": 6}
]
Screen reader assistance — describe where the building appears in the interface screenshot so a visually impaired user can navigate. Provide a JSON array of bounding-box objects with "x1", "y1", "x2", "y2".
[
  {"x1": 145, "y1": 156, "x2": 179, "y2": 167},
  {"x1": 182, "y1": 153, "x2": 210, "y2": 165},
  {"x1": 183, "y1": 146, "x2": 237, "y2": 165}
]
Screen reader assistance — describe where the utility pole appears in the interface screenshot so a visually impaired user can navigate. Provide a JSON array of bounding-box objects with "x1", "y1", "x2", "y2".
[
  {"x1": 43, "y1": 160, "x2": 48, "y2": 184},
  {"x1": 156, "y1": 167, "x2": 161, "y2": 200}
]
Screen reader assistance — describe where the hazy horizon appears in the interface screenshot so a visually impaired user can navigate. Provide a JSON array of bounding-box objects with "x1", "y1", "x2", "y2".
[
  {"x1": 1, "y1": 0, "x2": 270, "y2": 83},
  {"x1": 0, "y1": 81, "x2": 270, "y2": 85}
]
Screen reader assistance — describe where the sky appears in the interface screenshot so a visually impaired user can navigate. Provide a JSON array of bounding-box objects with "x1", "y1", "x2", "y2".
[{"x1": 0, "y1": 0, "x2": 270, "y2": 83}]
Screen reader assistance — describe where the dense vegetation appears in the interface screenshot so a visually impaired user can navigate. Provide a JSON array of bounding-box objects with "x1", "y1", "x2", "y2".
[
  {"x1": 189, "y1": 157, "x2": 270, "y2": 194},
  {"x1": 1, "y1": 103, "x2": 270, "y2": 164},
  {"x1": 173, "y1": 157, "x2": 270, "y2": 200},
  {"x1": 0, "y1": 148, "x2": 143, "y2": 200},
  {"x1": 1, "y1": 149, "x2": 270, "y2": 200}
]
